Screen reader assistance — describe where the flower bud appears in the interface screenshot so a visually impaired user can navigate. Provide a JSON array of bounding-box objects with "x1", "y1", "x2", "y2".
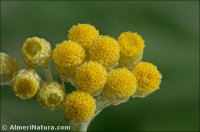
[
  {"x1": 75, "y1": 61, "x2": 107, "y2": 96},
  {"x1": 63, "y1": 91, "x2": 96, "y2": 123},
  {"x1": 52, "y1": 40, "x2": 86, "y2": 82},
  {"x1": 0, "y1": 53, "x2": 19, "y2": 85},
  {"x1": 11, "y1": 69, "x2": 40, "y2": 99},
  {"x1": 103, "y1": 68, "x2": 137, "y2": 105},
  {"x1": 131, "y1": 62, "x2": 162, "y2": 97},
  {"x1": 89, "y1": 35, "x2": 120, "y2": 70},
  {"x1": 22, "y1": 37, "x2": 51, "y2": 68},
  {"x1": 68, "y1": 23, "x2": 99, "y2": 49},
  {"x1": 118, "y1": 32, "x2": 145, "y2": 69},
  {"x1": 37, "y1": 81, "x2": 65, "y2": 110}
]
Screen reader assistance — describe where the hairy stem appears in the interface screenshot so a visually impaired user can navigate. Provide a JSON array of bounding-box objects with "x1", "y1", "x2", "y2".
[{"x1": 70, "y1": 121, "x2": 90, "y2": 132}]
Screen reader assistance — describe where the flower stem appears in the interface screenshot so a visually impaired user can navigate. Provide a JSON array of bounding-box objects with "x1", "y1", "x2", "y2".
[
  {"x1": 70, "y1": 121, "x2": 90, "y2": 132},
  {"x1": 95, "y1": 96, "x2": 110, "y2": 115},
  {"x1": 43, "y1": 65, "x2": 53, "y2": 82}
]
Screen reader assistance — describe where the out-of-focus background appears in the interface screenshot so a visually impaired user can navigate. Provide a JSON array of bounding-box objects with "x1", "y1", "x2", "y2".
[{"x1": 1, "y1": 1, "x2": 199, "y2": 131}]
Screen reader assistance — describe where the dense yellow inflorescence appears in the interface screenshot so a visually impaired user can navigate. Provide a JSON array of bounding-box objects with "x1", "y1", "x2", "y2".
[
  {"x1": 75, "y1": 61, "x2": 107, "y2": 96},
  {"x1": 22, "y1": 37, "x2": 51, "y2": 68},
  {"x1": 52, "y1": 40, "x2": 86, "y2": 81},
  {"x1": 37, "y1": 81, "x2": 65, "y2": 110},
  {"x1": 11, "y1": 69, "x2": 40, "y2": 99},
  {"x1": 0, "y1": 23, "x2": 162, "y2": 126},
  {"x1": 131, "y1": 62, "x2": 161, "y2": 96},
  {"x1": 118, "y1": 31, "x2": 145, "y2": 57},
  {"x1": 103, "y1": 68, "x2": 137, "y2": 104},
  {"x1": 117, "y1": 32, "x2": 145, "y2": 69},
  {"x1": 89, "y1": 35, "x2": 120, "y2": 70},
  {"x1": 68, "y1": 24, "x2": 99, "y2": 49},
  {"x1": 53, "y1": 40, "x2": 85, "y2": 68},
  {"x1": 63, "y1": 91, "x2": 96, "y2": 123}
]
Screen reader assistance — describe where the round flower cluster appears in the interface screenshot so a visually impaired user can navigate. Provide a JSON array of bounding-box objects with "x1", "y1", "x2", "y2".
[
  {"x1": 0, "y1": 23, "x2": 162, "y2": 126},
  {"x1": 57, "y1": 23, "x2": 161, "y2": 122},
  {"x1": 103, "y1": 68, "x2": 137, "y2": 105},
  {"x1": 63, "y1": 91, "x2": 96, "y2": 122},
  {"x1": 75, "y1": 61, "x2": 107, "y2": 96},
  {"x1": 52, "y1": 40, "x2": 86, "y2": 82}
]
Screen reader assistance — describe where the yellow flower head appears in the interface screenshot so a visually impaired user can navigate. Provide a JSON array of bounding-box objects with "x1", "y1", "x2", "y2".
[
  {"x1": 11, "y1": 69, "x2": 40, "y2": 99},
  {"x1": 118, "y1": 31, "x2": 145, "y2": 57},
  {"x1": 0, "y1": 53, "x2": 19, "y2": 85},
  {"x1": 89, "y1": 35, "x2": 120, "y2": 70},
  {"x1": 103, "y1": 68, "x2": 137, "y2": 105},
  {"x1": 63, "y1": 91, "x2": 96, "y2": 123},
  {"x1": 52, "y1": 40, "x2": 86, "y2": 81},
  {"x1": 68, "y1": 24, "x2": 99, "y2": 49},
  {"x1": 22, "y1": 37, "x2": 51, "y2": 68},
  {"x1": 131, "y1": 62, "x2": 161, "y2": 97},
  {"x1": 75, "y1": 61, "x2": 107, "y2": 96},
  {"x1": 37, "y1": 81, "x2": 65, "y2": 110},
  {"x1": 53, "y1": 40, "x2": 85, "y2": 68}
]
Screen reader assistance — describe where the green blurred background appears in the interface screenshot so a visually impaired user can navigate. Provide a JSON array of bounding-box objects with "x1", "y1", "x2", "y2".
[{"x1": 1, "y1": 1, "x2": 199, "y2": 131}]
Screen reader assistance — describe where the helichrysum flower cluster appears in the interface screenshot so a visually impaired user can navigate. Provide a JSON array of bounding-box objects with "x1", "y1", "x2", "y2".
[{"x1": 0, "y1": 23, "x2": 162, "y2": 131}]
